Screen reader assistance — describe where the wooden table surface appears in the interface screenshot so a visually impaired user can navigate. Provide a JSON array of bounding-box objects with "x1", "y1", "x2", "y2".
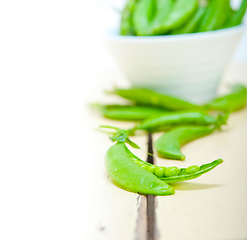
[{"x1": 84, "y1": 64, "x2": 247, "y2": 240}]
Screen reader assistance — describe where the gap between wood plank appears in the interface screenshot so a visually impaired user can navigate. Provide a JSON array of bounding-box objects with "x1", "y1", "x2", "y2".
[
  {"x1": 146, "y1": 134, "x2": 156, "y2": 240},
  {"x1": 135, "y1": 134, "x2": 157, "y2": 240}
]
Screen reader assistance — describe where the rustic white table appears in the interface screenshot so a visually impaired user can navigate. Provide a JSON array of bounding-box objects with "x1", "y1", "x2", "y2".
[{"x1": 85, "y1": 64, "x2": 247, "y2": 240}]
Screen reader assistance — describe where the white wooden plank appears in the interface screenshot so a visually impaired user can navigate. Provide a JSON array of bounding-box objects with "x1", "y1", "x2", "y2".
[
  {"x1": 84, "y1": 91, "x2": 149, "y2": 240},
  {"x1": 84, "y1": 133, "x2": 149, "y2": 240},
  {"x1": 156, "y1": 65, "x2": 247, "y2": 240}
]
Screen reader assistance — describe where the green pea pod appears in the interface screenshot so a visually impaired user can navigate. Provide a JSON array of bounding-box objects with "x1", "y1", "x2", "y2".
[
  {"x1": 120, "y1": 0, "x2": 138, "y2": 35},
  {"x1": 154, "y1": 125, "x2": 216, "y2": 160},
  {"x1": 171, "y1": 6, "x2": 207, "y2": 34},
  {"x1": 105, "y1": 142, "x2": 175, "y2": 195},
  {"x1": 109, "y1": 88, "x2": 201, "y2": 111},
  {"x1": 223, "y1": 2, "x2": 236, "y2": 28},
  {"x1": 152, "y1": 0, "x2": 174, "y2": 28},
  {"x1": 91, "y1": 104, "x2": 168, "y2": 121},
  {"x1": 204, "y1": 84, "x2": 247, "y2": 112},
  {"x1": 225, "y1": 0, "x2": 247, "y2": 27},
  {"x1": 129, "y1": 148, "x2": 223, "y2": 183},
  {"x1": 101, "y1": 127, "x2": 223, "y2": 190},
  {"x1": 151, "y1": 0, "x2": 198, "y2": 35},
  {"x1": 197, "y1": 0, "x2": 229, "y2": 32},
  {"x1": 133, "y1": 110, "x2": 218, "y2": 133},
  {"x1": 132, "y1": 0, "x2": 155, "y2": 36}
]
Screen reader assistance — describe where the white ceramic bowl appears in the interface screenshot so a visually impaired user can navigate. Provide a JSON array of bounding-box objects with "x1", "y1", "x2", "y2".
[{"x1": 103, "y1": 26, "x2": 245, "y2": 104}]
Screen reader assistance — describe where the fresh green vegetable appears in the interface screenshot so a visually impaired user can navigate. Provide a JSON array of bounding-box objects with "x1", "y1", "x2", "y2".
[
  {"x1": 151, "y1": 0, "x2": 174, "y2": 31},
  {"x1": 197, "y1": 0, "x2": 229, "y2": 32},
  {"x1": 91, "y1": 104, "x2": 167, "y2": 121},
  {"x1": 120, "y1": 0, "x2": 247, "y2": 36},
  {"x1": 120, "y1": 0, "x2": 138, "y2": 35},
  {"x1": 103, "y1": 128, "x2": 223, "y2": 194},
  {"x1": 171, "y1": 6, "x2": 206, "y2": 34},
  {"x1": 133, "y1": 156, "x2": 223, "y2": 183},
  {"x1": 151, "y1": 0, "x2": 198, "y2": 35},
  {"x1": 205, "y1": 84, "x2": 247, "y2": 112},
  {"x1": 109, "y1": 88, "x2": 201, "y2": 111},
  {"x1": 132, "y1": 0, "x2": 155, "y2": 36},
  {"x1": 155, "y1": 125, "x2": 217, "y2": 160},
  {"x1": 105, "y1": 133, "x2": 175, "y2": 195},
  {"x1": 225, "y1": 0, "x2": 247, "y2": 27},
  {"x1": 132, "y1": 110, "x2": 220, "y2": 133}
]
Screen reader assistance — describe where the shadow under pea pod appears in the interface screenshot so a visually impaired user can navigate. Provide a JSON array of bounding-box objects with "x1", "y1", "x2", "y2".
[{"x1": 170, "y1": 182, "x2": 224, "y2": 191}]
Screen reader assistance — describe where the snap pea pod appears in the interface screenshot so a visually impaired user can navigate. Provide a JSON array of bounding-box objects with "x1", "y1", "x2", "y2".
[
  {"x1": 171, "y1": 6, "x2": 206, "y2": 34},
  {"x1": 151, "y1": 0, "x2": 198, "y2": 35},
  {"x1": 105, "y1": 142, "x2": 175, "y2": 195},
  {"x1": 197, "y1": 0, "x2": 229, "y2": 32},
  {"x1": 204, "y1": 84, "x2": 247, "y2": 112},
  {"x1": 225, "y1": 0, "x2": 247, "y2": 27},
  {"x1": 132, "y1": 156, "x2": 223, "y2": 183},
  {"x1": 133, "y1": 110, "x2": 218, "y2": 133},
  {"x1": 120, "y1": 0, "x2": 138, "y2": 35},
  {"x1": 109, "y1": 88, "x2": 201, "y2": 111},
  {"x1": 132, "y1": 0, "x2": 155, "y2": 36},
  {"x1": 151, "y1": 0, "x2": 174, "y2": 30},
  {"x1": 154, "y1": 125, "x2": 216, "y2": 160},
  {"x1": 223, "y1": 2, "x2": 236, "y2": 28},
  {"x1": 91, "y1": 104, "x2": 167, "y2": 121}
]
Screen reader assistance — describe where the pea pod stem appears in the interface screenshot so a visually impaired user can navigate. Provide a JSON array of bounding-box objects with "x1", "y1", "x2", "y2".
[{"x1": 98, "y1": 126, "x2": 141, "y2": 149}]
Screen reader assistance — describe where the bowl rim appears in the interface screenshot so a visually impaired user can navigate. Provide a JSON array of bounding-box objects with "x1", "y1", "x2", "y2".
[{"x1": 103, "y1": 24, "x2": 245, "y2": 42}]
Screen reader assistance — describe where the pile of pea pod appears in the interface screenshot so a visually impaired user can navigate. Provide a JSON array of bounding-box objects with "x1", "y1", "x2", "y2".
[
  {"x1": 120, "y1": 0, "x2": 247, "y2": 36},
  {"x1": 92, "y1": 83, "x2": 247, "y2": 195}
]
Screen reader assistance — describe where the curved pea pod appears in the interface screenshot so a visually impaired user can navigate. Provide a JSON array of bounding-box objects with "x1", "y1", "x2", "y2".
[
  {"x1": 197, "y1": 0, "x2": 229, "y2": 32},
  {"x1": 133, "y1": 157, "x2": 223, "y2": 183},
  {"x1": 225, "y1": 0, "x2": 247, "y2": 27},
  {"x1": 132, "y1": 0, "x2": 155, "y2": 36},
  {"x1": 151, "y1": 0, "x2": 198, "y2": 35},
  {"x1": 223, "y1": 0, "x2": 236, "y2": 28},
  {"x1": 151, "y1": 0, "x2": 174, "y2": 29},
  {"x1": 171, "y1": 6, "x2": 206, "y2": 34},
  {"x1": 160, "y1": 160, "x2": 223, "y2": 183},
  {"x1": 155, "y1": 125, "x2": 216, "y2": 160},
  {"x1": 109, "y1": 88, "x2": 201, "y2": 111},
  {"x1": 134, "y1": 110, "x2": 218, "y2": 133},
  {"x1": 204, "y1": 84, "x2": 247, "y2": 112},
  {"x1": 91, "y1": 104, "x2": 167, "y2": 121},
  {"x1": 105, "y1": 142, "x2": 175, "y2": 196},
  {"x1": 120, "y1": 0, "x2": 138, "y2": 35}
]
